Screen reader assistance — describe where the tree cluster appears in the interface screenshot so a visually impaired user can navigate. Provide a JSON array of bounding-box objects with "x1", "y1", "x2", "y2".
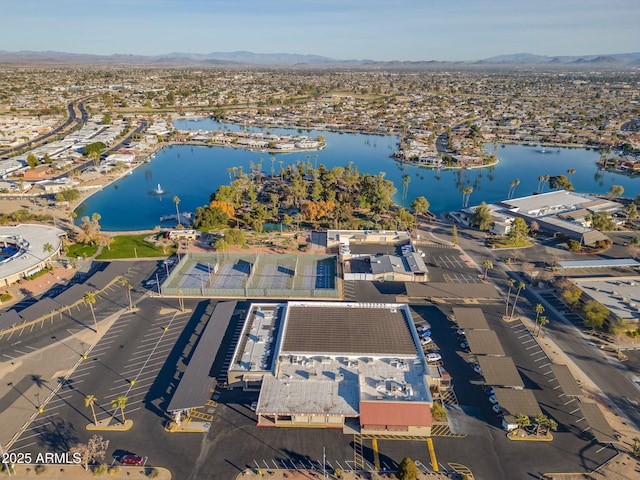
[{"x1": 206, "y1": 161, "x2": 397, "y2": 231}]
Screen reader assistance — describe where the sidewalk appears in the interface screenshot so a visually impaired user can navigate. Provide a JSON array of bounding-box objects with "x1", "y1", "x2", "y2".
[
  {"x1": 6, "y1": 464, "x2": 171, "y2": 479},
  {"x1": 0, "y1": 310, "x2": 123, "y2": 451}
]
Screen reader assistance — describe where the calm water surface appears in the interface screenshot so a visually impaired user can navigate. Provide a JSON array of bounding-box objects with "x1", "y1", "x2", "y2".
[{"x1": 78, "y1": 120, "x2": 637, "y2": 231}]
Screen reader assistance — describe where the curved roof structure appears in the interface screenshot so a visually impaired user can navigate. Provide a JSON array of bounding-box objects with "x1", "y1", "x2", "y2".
[{"x1": 0, "y1": 224, "x2": 64, "y2": 285}]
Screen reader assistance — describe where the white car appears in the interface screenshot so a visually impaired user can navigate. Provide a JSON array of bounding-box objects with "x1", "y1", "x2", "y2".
[
  {"x1": 473, "y1": 364, "x2": 483, "y2": 374},
  {"x1": 420, "y1": 336, "x2": 433, "y2": 346},
  {"x1": 456, "y1": 328, "x2": 466, "y2": 336},
  {"x1": 488, "y1": 394, "x2": 498, "y2": 404},
  {"x1": 417, "y1": 324, "x2": 431, "y2": 333},
  {"x1": 145, "y1": 279, "x2": 158, "y2": 286},
  {"x1": 426, "y1": 353, "x2": 442, "y2": 363}
]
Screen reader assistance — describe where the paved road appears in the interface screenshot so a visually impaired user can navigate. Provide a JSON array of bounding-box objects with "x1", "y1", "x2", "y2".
[{"x1": 0, "y1": 97, "x2": 88, "y2": 158}]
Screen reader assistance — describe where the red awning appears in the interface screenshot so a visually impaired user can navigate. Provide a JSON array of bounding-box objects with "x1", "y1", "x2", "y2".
[{"x1": 359, "y1": 401, "x2": 432, "y2": 428}]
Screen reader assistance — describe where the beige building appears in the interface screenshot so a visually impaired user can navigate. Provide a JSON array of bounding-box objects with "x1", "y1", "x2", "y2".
[{"x1": 228, "y1": 301, "x2": 435, "y2": 435}]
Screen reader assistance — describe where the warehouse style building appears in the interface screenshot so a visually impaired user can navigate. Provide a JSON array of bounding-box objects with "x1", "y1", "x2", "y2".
[{"x1": 228, "y1": 301, "x2": 434, "y2": 435}]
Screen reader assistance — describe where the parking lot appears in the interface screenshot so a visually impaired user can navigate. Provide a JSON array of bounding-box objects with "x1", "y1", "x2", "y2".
[
  {"x1": 6, "y1": 297, "x2": 209, "y2": 477},
  {"x1": 407, "y1": 303, "x2": 617, "y2": 478},
  {"x1": 2, "y1": 241, "x2": 625, "y2": 480}
]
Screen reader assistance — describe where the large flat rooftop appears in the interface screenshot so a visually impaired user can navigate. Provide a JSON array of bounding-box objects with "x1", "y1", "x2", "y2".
[
  {"x1": 498, "y1": 191, "x2": 621, "y2": 217},
  {"x1": 260, "y1": 353, "x2": 431, "y2": 415},
  {"x1": 573, "y1": 277, "x2": 640, "y2": 322},
  {"x1": 281, "y1": 302, "x2": 418, "y2": 356}
]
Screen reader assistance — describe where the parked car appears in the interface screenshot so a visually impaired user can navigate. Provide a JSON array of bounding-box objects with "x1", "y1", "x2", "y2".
[
  {"x1": 456, "y1": 328, "x2": 466, "y2": 336},
  {"x1": 426, "y1": 353, "x2": 442, "y2": 363},
  {"x1": 473, "y1": 364, "x2": 483, "y2": 374},
  {"x1": 488, "y1": 394, "x2": 498, "y2": 404},
  {"x1": 483, "y1": 386, "x2": 495, "y2": 396},
  {"x1": 492, "y1": 404, "x2": 503, "y2": 414},
  {"x1": 145, "y1": 279, "x2": 158, "y2": 286},
  {"x1": 419, "y1": 329, "x2": 432, "y2": 338},
  {"x1": 250, "y1": 401, "x2": 258, "y2": 411},
  {"x1": 420, "y1": 336, "x2": 433, "y2": 346},
  {"x1": 460, "y1": 341, "x2": 469, "y2": 350},
  {"x1": 119, "y1": 454, "x2": 144, "y2": 466},
  {"x1": 417, "y1": 324, "x2": 431, "y2": 333}
]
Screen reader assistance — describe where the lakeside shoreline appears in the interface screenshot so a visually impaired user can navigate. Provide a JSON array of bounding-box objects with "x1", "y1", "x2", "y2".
[{"x1": 2, "y1": 131, "x2": 632, "y2": 235}]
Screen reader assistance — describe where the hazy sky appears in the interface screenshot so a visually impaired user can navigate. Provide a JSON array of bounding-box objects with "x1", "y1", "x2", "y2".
[{"x1": 2, "y1": 0, "x2": 638, "y2": 60}]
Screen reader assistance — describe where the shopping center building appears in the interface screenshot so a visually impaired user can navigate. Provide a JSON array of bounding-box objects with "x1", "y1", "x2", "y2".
[{"x1": 228, "y1": 301, "x2": 434, "y2": 435}]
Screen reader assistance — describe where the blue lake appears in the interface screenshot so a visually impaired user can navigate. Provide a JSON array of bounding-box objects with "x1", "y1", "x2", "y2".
[{"x1": 77, "y1": 119, "x2": 638, "y2": 231}]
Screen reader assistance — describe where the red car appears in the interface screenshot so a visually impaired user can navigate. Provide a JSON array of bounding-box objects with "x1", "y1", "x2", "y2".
[{"x1": 119, "y1": 454, "x2": 144, "y2": 466}]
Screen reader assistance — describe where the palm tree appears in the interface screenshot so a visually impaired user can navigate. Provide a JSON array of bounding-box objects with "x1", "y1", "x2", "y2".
[
  {"x1": 545, "y1": 418, "x2": 558, "y2": 435},
  {"x1": 533, "y1": 413, "x2": 547, "y2": 436},
  {"x1": 505, "y1": 278, "x2": 516, "y2": 317},
  {"x1": 536, "y1": 316, "x2": 549, "y2": 337},
  {"x1": 111, "y1": 395, "x2": 128, "y2": 424},
  {"x1": 83, "y1": 291, "x2": 97, "y2": 328},
  {"x1": 534, "y1": 303, "x2": 545, "y2": 328},
  {"x1": 119, "y1": 278, "x2": 133, "y2": 310},
  {"x1": 461, "y1": 186, "x2": 473, "y2": 208},
  {"x1": 508, "y1": 178, "x2": 520, "y2": 199},
  {"x1": 539, "y1": 174, "x2": 550, "y2": 193},
  {"x1": 567, "y1": 168, "x2": 576, "y2": 180},
  {"x1": 173, "y1": 196, "x2": 181, "y2": 227},
  {"x1": 401, "y1": 174, "x2": 411, "y2": 206},
  {"x1": 482, "y1": 260, "x2": 493, "y2": 280},
  {"x1": 535, "y1": 414, "x2": 557, "y2": 436},
  {"x1": 509, "y1": 281, "x2": 526, "y2": 320},
  {"x1": 42, "y1": 242, "x2": 54, "y2": 268},
  {"x1": 514, "y1": 413, "x2": 530, "y2": 436},
  {"x1": 537, "y1": 175, "x2": 545, "y2": 194},
  {"x1": 85, "y1": 394, "x2": 98, "y2": 426}
]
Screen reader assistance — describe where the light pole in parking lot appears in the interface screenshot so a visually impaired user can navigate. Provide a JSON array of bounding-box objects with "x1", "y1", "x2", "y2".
[{"x1": 323, "y1": 447, "x2": 326, "y2": 479}]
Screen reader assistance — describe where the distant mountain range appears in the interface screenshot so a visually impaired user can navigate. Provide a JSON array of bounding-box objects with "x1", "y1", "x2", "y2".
[{"x1": 0, "y1": 50, "x2": 639, "y2": 69}]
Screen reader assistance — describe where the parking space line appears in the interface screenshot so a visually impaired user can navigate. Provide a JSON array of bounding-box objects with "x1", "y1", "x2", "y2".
[
  {"x1": 126, "y1": 346, "x2": 174, "y2": 361},
  {"x1": 529, "y1": 349, "x2": 545, "y2": 356},
  {"x1": 137, "y1": 333, "x2": 181, "y2": 347},
  {"x1": 521, "y1": 339, "x2": 535, "y2": 344},
  {"x1": 74, "y1": 364, "x2": 97, "y2": 372},
  {"x1": 16, "y1": 429, "x2": 47, "y2": 442},
  {"x1": 132, "y1": 341, "x2": 175, "y2": 354},
  {"x1": 122, "y1": 358, "x2": 167, "y2": 372},
  {"x1": 525, "y1": 345, "x2": 539, "y2": 350},
  {"x1": 542, "y1": 369, "x2": 553, "y2": 375},
  {"x1": 533, "y1": 357, "x2": 548, "y2": 363}
]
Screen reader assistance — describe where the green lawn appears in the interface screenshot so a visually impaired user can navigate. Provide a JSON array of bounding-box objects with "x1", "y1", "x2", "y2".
[
  {"x1": 96, "y1": 234, "x2": 174, "y2": 259},
  {"x1": 488, "y1": 237, "x2": 531, "y2": 249},
  {"x1": 66, "y1": 243, "x2": 99, "y2": 258}
]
